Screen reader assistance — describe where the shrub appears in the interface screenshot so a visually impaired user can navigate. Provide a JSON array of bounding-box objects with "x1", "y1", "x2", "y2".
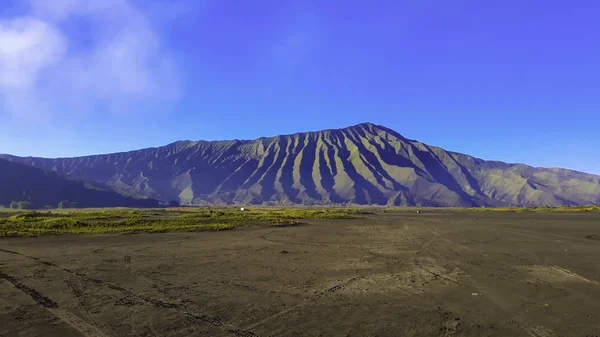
[
  {"x1": 39, "y1": 218, "x2": 89, "y2": 229},
  {"x1": 9, "y1": 211, "x2": 48, "y2": 220}
]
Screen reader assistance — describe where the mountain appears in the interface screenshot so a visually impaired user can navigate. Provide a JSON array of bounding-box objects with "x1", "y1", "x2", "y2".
[
  {"x1": 0, "y1": 158, "x2": 159, "y2": 209},
  {"x1": 1, "y1": 123, "x2": 599, "y2": 207}
]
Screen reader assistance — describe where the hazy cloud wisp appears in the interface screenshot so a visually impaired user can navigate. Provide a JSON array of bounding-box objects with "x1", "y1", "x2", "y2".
[{"x1": 0, "y1": 0, "x2": 181, "y2": 122}]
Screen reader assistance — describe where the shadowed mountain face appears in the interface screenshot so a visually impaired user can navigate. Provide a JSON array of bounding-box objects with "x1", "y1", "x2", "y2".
[
  {"x1": 0, "y1": 159, "x2": 159, "y2": 209},
  {"x1": 2, "y1": 123, "x2": 599, "y2": 207}
]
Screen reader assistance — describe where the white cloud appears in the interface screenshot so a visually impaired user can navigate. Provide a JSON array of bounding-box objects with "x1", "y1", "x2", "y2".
[
  {"x1": 0, "y1": 0, "x2": 181, "y2": 122},
  {"x1": 0, "y1": 17, "x2": 66, "y2": 89}
]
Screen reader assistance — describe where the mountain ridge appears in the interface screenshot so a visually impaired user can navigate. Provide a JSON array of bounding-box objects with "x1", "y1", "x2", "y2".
[
  {"x1": 0, "y1": 122, "x2": 585, "y2": 173},
  {"x1": 1, "y1": 123, "x2": 598, "y2": 207},
  {"x1": 0, "y1": 158, "x2": 160, "y2": 209}
]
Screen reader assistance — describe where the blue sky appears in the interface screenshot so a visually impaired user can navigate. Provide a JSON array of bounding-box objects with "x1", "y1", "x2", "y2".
[{"x1": 0, "y1": 0, "x2": 598, "y2": 174}]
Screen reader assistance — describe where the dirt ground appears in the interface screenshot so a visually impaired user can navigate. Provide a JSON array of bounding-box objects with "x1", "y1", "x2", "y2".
[{"x1": 1, "y1": 210, "x2": 599, "y2": 337}]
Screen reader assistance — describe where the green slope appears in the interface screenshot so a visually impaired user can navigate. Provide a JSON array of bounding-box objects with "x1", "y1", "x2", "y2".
[
  {"x1": 1, "y1": 123, "x2": 599, "y2": 207},
  {"x1": 0, "y1": 159, "x2": 160, "y2": 209}
]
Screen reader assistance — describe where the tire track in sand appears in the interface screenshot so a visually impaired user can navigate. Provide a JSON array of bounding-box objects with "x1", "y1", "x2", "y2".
[
  {"x1": 417, "y1": 226, "x2": 558, "y2": 337},
  {"x1": 0, "y1": 271, "x2": 110, "y2": 337},
  {"x1": 242, "y1": 275, "x2": 364, "y2": 331},
  {"x1": 0, "y1": 248, "x2": 259, "y2": 337},
  {"x1": 244, "y1": 220, "x2": 434, "y2": 331},
  {"x1": 64, "y1": 275, "x2": 117, "y2": 336}
]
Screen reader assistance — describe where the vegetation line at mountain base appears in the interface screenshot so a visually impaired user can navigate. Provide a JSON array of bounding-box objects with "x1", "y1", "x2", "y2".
[
  {"x1": 465, "y1": 205, "x2": 600, "y2": 212},
  {"x1": 2, "y1": 205, "x2": 598, "y2": 237},
  {"x1": 0, "y1": 208, "x2": 367, "y2": 237},
  {"x1": 381, "y1": 205, "x2": 600, "y2": 212}
]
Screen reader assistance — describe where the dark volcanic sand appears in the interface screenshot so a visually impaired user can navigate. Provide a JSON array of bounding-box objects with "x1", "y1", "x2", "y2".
[{"x1": 1, "y1": 211, "x2": 599, "y2": 337}]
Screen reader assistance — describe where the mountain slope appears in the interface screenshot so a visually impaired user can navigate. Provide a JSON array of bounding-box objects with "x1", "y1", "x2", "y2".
[
  {"x1": 0, "y1": 159, "x2": 160, "y2": 208},
  {"x1": 2, "y1": 123, "x2": 599, "y2": 207}
]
